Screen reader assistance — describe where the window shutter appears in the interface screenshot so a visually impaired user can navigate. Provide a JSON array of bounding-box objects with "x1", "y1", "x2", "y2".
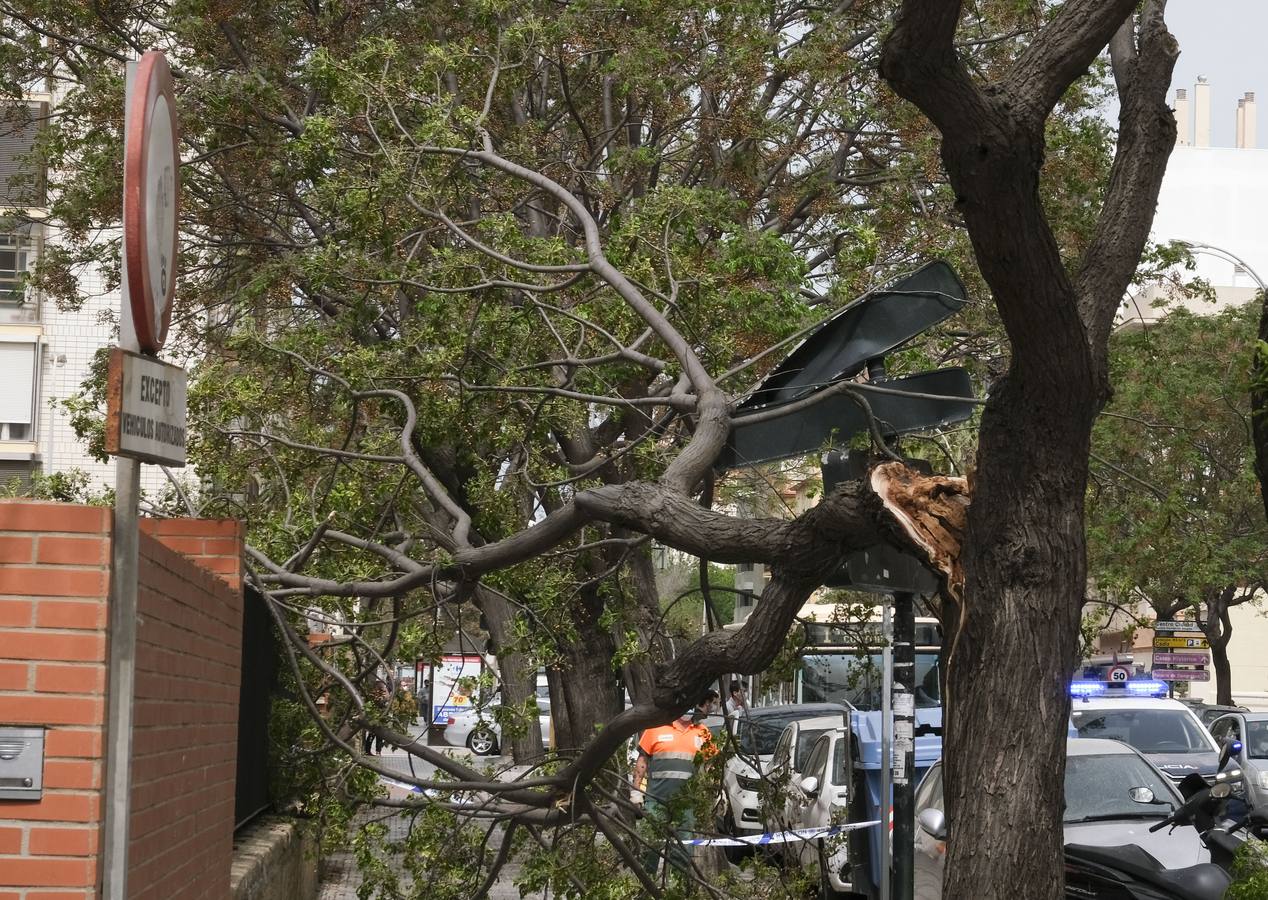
[{"x1": 0, "y1": 342, "x2": 36, "y2": 424}]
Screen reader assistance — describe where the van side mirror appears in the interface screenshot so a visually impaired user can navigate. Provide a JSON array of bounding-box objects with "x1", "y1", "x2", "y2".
[
  {"x1": 799, "y1": 775, "x2": 820, "y2": 796},
  {"x1": 918, "y1": 808, "x2": 947, "y2": 841}
]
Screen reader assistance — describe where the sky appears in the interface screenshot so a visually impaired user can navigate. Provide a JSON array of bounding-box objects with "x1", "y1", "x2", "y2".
[{"x1": 1165, "y1": 0, "x2": 1264, "y2": 148}]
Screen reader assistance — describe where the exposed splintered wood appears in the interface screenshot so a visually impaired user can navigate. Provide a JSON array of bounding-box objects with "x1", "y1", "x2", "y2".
[{"x1": 870, "y1": 461, "x2": 970, "y2": 600}]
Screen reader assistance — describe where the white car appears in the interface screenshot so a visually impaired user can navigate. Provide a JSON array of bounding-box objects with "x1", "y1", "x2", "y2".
[
  {"x1": 1069, "y1": 685, "x2": 1222, "y2": 785},
  {"x1": 444, "y1": 693, "x2": 551, "y2": 756},
  {"x1": 781, "y1": 725, "x2": 856, "y2": 896},
  {"x1": 719, "y1": 704, "x2": 850, "y2": 845},
  {"x1": 764, "y1": 715, "x2": 853, "y2": 833},
  {"x1": 912, "y1": 738, "x2": 1213, "y2": 900}
]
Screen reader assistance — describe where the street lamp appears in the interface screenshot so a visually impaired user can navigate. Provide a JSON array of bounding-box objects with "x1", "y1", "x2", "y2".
[{"x1": 1176, "y1": 239, "x2": 1267, "y2": 292}]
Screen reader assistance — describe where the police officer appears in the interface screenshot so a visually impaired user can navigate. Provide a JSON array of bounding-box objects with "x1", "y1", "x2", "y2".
[{"x1": 632, "y1": 689, "x2": 718, "y2": 875}]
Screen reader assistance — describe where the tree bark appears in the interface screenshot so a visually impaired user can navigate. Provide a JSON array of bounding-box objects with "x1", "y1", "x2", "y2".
[
  {"x1": 1253, "y1": 293, "x2": 1268, "y2": 525},
  {"x1": 1204, "y1": 588, "x2": 1236, "y2": 707},
  {"x1": 944, "y1": 378, "x2": 1094, "y2": 900},
  {"x1": 548, "y1": 583, "x2": 623, "y2": 752},
  {"x1": 473, "y1": 586, "x2": 542, "y2": 761},
  {"x1": 621, "y1": 542, "x2": 674, "y2": 705},
  {"x1": 1211, "y1": 634, "x2": 1233, "y2": 707}
]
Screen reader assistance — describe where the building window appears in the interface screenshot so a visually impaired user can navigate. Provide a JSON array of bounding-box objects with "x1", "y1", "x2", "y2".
[
  {"x1": 0, "y1": 231, "x2": 29, "y2": 302},
  {"x1": 0, "y1": 341, "x2": 36, "y2": 441}
]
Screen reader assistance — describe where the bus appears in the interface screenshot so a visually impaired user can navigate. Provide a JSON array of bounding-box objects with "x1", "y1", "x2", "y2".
[{"x1": 795, "y1": 601, "x2": 943, "y2": 710}]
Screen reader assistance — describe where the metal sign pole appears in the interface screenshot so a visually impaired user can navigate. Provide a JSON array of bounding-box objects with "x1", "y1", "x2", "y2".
[
  {"x1": 101, "y1": 59, "x2": 140, "y2": 900},
  {"x1": 102, "y1": 455, "x2": 139, "y2": 899},
  {"x1": 892, "y1": 592, "x2": 917, "y2": 900},
  {"x1": 880, "y1": 601, "x2": 893, "y2": 900}
]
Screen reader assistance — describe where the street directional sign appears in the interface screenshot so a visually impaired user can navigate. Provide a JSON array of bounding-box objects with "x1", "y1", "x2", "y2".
[
  {"x1": 1153, "y1": 636, "x2": 1210, "y2": 650},
  {"x1": 720, "y1": 368, "x2": 976, "y2": 469},
  {"x1": 1154, "y1": 669, "x2": 1210, "y2": 682},
  {"x1": 1154, "y1": 651, "x2": 1209, "y2": 665},
  {"x1": 1153, "y1": 620, "x2": 1206, "y2": 634},
  {"x1": 717, "y1": 261, "x2": 978, "y2": 470},
  {"x1": 740, "y1": 260, "x2": 968, "y2": 409}
]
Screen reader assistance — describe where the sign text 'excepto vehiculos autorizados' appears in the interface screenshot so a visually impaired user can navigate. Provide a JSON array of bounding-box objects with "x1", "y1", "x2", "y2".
[{"x1": 104, "y1": 347, "x2": 187, "y2": 466}]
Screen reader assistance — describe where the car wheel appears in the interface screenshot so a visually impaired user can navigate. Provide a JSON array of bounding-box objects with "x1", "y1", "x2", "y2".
[
  {"x1": 817, "y1": 841, "x2": 868, "y2": 900},
  {"x1": 467, "y1": 728, "x2": 498, "y2": 756}
]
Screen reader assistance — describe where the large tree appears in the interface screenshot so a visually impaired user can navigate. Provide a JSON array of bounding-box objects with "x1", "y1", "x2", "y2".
[
  {"x1": 877, "y1": 2, "x2": 1176, "y2": 896},
  {"x1": 1089, "y1": 305, "x2": 1268, "y2": 704},
  {"x1": 5, "y1": 0, "x2": 1178, "y2": 897}
]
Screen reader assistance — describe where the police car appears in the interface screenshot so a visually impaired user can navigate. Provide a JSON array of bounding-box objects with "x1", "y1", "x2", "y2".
[{"x1": 1069, "y1": 679, "x2": 1223, "y2": 785}]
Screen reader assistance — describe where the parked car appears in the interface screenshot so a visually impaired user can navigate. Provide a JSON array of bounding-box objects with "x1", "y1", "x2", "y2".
[
  {"x1": 779, "y1": 726, "x2": 856, "y2": 898},
  {"x1": 764, "y1": 714, "x2": 851, "y2": 832},
  {"x1": 1181, "y1": 698, "x2": 1251, "y2": 728},
  {"x1": 444, "y1": 692, "x2": 551, "y2": 756},
  {"x1": 719, "y1": 703, "x2": 851, "y2": 844},
  {"x1": 912, "y1": 738, "x2": 1211, "y2": 900},
  {"x1": 1070, "y1": 692, "x2": 1222, "y2": 785},
  {"x1": 1210, "y1": 711, "x2": 1268, "y2": 807}
]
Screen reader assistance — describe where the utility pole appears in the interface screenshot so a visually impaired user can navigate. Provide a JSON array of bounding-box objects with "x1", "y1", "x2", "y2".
[{"x1": 891, "y1": 591, "x2": 917, "y2": 900}]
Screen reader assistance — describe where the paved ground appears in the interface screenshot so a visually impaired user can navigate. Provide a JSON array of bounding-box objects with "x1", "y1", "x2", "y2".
[{"x1": 317, "y1": 723, "x2": 535, "y2": 899}]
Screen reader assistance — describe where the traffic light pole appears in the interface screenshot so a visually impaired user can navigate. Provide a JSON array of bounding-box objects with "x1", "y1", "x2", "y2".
[{"x1": 891, "y1": 591, "x2": 916, "y2": 900}]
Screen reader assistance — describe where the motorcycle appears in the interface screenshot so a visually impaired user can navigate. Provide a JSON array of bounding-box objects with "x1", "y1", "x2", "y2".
[{"x1": 1063, "y1": 739, "x2": 1249, "y2": 899}]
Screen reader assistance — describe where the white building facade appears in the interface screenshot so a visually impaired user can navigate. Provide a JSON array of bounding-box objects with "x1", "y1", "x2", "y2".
[
  {"x1": 1110, "y1": 79, "x2": 1268, "y2": 708},
  {"x1": 1, "y1": 85, "x2": 168, "y2": 495}
]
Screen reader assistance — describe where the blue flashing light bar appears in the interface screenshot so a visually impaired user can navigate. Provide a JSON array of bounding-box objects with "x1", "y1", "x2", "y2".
[
  {"x1": 1070, "y1": 681, "x2": 1107, "y2": 698},
  {"x1": 1125, "y1": 680, "x2": 1168, "y2": 697}
]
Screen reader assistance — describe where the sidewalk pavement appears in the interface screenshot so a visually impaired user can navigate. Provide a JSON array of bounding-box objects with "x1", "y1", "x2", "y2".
[{"x1": 317, "y1": 723, "x2": 536, "y2": 899}]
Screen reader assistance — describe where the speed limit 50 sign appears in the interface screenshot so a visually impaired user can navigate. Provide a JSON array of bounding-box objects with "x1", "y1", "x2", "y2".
[{"x1": 1107, "y1": 665, "x2": 1131, "y2": 684}]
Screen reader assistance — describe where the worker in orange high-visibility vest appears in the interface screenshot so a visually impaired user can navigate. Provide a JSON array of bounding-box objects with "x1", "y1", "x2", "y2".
[{"x1": 632, "y1": 689, "x2": 719, "y2": 876}]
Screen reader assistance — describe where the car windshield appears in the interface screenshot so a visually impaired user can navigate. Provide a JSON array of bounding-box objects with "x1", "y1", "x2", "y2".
[
  {"x1": 1063, "y1": 753, "x2": 1176, "y2": 823},
  {"x1": 1247, "y1": 721, "x2": 1268, "y2": 759},
  {"x1": 1071, "y1": 708, "x2": 1214, "y2": 755},
  {"x1": 737, "y1": 713, "x2": 822, "y2": 756},
  {"x1": 795, "y1": 729, "x2": 831, "y2": 770}
]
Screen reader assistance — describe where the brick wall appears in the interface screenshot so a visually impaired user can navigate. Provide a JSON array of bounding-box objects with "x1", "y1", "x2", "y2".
[
  {"x1": 0, "y1": 501, "x2": 243, "y2": 900},
  {"x1": 0, "y1": 502, "x2": 109, "y2": 900},
  {"x1": 129, "y1": 521, "x2": 243, "y2": 900}
]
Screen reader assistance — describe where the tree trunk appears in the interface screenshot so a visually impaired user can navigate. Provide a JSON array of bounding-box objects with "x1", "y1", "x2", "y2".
[
  {"x1": 473, "y1": 586, "x2": 542, "y2": 761},
  {"x1": 1211, "y1": 636, "x2": 1233, "y2": 706},
  {"x1": 620, "y1": 541, "x2": 674, "y2": 706},
  {"x1": 1252, "y1": 292, "x2": 1268, "y2": 525},
  {"x1": 549, "y1": 584, "x2": 623, "y2": 751},
  {"x1": 877, "y1": 3, "x2": 1176, "y2": 894},
  {"x1": 942, "y1": 375, "x2": 1096, "y2": 900},
  {"x1": 1204, "y1": 590, "x2": 1236, "y2": 706}
]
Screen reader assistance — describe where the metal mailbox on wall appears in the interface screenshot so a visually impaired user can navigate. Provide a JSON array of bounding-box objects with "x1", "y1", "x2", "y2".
[{"x1": 0, "y1": 725, "x2": 44, "y2": 800}]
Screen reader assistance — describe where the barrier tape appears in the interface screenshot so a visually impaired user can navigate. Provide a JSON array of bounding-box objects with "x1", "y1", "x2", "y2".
[
  {"x1": 681, "y1": 821, "x2": 879, "y2": 847},
  {"x1": 378, "y1": 777, "x2": 878, "y2": 848}
]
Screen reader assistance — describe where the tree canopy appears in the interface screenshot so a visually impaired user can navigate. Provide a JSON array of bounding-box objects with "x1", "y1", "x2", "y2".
[
  {"x1": 2, "y1": 0, "x2": 1183, "y2": 897},
  {"x1": 1088, "y1": 304, "x2": 1268, "y2": 703}
]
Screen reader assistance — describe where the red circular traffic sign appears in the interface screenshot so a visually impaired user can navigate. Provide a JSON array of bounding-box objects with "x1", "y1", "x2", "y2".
[
  {"x1": 1107, "y1": 665, "x2": 1131, "y2": 684},
  {"x1": 123, "y1": 51, "x2": 180, "y2": 354}
]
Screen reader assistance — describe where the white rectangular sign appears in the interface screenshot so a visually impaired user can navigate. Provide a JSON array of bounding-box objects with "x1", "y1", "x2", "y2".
[
  {"x1": 1153, "y1": 620, "x2": 1205, "y2": 633},
  {"x1": 105, "y1": 348, "x2": 187, "y2": 466}
]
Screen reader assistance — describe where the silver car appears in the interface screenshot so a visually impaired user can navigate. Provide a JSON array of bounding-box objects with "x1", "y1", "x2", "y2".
[
  {"x1": 1210, "y1": 712, "x2": 1268, "y2": 808},
  {"x1": 913, "y1": 738, "x2": 1210, "y2": 900},
  {"x1": 444, "y1": 693, "x2": 551, "y2": 756}
]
